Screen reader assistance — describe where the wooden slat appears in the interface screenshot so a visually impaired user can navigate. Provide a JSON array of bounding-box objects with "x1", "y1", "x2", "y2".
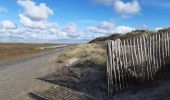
[
  {"x1": 158, "y1": 33, "x2": 162, "y2": 77},
  {"x1": 130, "y1": 38, "x2": 135, "y2": 68},
  {"x1": 122, "y1": 40, "x2": 129, "y2": 88},
  {"x1": 125, "y1": 39, "x2": 131, "y2": 87},
  {"x1": 168, "y1": 32, "x2": 170, "y2": 57},
  {"x1": 152, "y1": 35, "x2": 156, "y2": 79},
  {"x1": 155, "y1": 34, "x2": 159, "y2": 78},
  {"x1": 115, "y1": 40, "x2": 121, "y2": 90},
  {"x1": 165, "y1": 33, "x2": 168, "y2": 58},
  {"x1": 162, "y1": 33, "x2": 165, "y2": 65},
  {"x1": 143, "y1": 36, "x2": 150, "y2": 80},
  {"x1": 109, "y1": 41, "x2": 113, "y2": 93},
  {"x1": 128, "y1": 39, "x2": 134, "y2": 86},
  {"x1": 111, "y1": 41, "x2": 118, "y2": 92},
  {"x1": 140, "y1": 36, "x2": 145, "y2": 77},
  {"x1": 133, "y1": 38, "x2": 137, "y2": 76},
  {"x1": 149, "y1": 36, "x2": 153, "y2": 80},
  {"x1": 119, "y1": 42, "x2": 125, "y2": 89},
  {"x1": 137, "y1": 37, "x2": 141, "y2": 66},
  {"x1": 106, "y1": 41, "x2": 111, "y2": 94}
]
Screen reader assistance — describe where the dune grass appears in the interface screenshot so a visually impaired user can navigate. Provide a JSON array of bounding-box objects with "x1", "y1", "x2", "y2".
[{"x1": 56, "y1": 44, "x2": 106, "y2": 66}]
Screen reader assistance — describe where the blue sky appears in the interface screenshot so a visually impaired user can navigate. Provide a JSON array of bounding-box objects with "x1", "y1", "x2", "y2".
[{"x1": 0, "y1": 0, "x2": 170, "y2": 43}]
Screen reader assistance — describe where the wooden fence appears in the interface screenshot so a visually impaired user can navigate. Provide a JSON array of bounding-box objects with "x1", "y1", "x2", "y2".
[{"x1": 106, "y1": 32, "x2": 170, "y2": 95}]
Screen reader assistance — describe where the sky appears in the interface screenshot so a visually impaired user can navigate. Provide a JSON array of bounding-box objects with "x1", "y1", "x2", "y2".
[{"x1": 0, "y1": 0, "x2": 170, "y2": 43}]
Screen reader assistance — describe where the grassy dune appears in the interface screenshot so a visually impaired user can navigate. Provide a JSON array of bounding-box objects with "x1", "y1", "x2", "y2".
[
  {"x1": 0, "y1": 43, "x2": 60, "y2": 64},
  {"x1": 56, "y1": 43, "x2": 106, "y2": 66}
]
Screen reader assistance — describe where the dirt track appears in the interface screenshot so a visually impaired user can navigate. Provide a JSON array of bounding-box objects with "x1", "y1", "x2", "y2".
[{"x1": 0, "y1": 47, "x2": 68, "y2": 100}]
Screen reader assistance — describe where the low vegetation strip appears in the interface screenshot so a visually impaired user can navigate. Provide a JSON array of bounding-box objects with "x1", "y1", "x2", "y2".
[
  {"x1": 56, "y1": 44, "x2": 106, "y2": 66},
  {"x1": 89, "y1": 28, "x2": 170, "y2": 43},
  {"x1": 0, "y1": 43, "x2": 61, "y2": 64}
]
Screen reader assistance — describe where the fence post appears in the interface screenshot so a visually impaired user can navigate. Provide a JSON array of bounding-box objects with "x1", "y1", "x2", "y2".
[
  {"x1": 133, "y1": 38, "x2": 137, "y2": 76},
  {"x1": 152, "y1": 35, "x2": 156, "y2": 79},
  {"x1": 111, "y1": 41, "x2": 118, "y2": 92},
  {"x1": 167, "y1": 32, "x2": 170, "y2": 57},
  {"x1": 122, "y1": 40, "x2": 129, "y2": 88},
  {"x1": 149, "y1": 36, "x2": 153, "y2": 80},
  {"x1": 140, "y1": 36, "x2": 145, "y2": 77},
  {"x1": 106, "y1": 41, "x2": 111, "y2": 95}
]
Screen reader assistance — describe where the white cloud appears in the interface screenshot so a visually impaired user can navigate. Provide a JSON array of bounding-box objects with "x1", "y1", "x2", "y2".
[
  {"x1": 0, "y1": 1, "x2": 86, "y2": 43},
  {"x1": 17, "y1": 0, "x2": 53, "y2": 21},
  {"x1": 18, "y1": 0, "x2": 58, "y2": 31},
  {"x1": 59, "y1": 23, "x2": 84, "y2": 38},
  {"x1": 17, "y1": 0, "x2": 60, "y2": 39},
  {"x1": 114, "y1": 26, "x2": 135, "y2": 33},
  {"x1": 87, "y1": 26, "x2": 109, "y2": 34},
  {"x1": 91, "y1": 0, "x2": 141, "y2": 17},
  {"x1": 62, "y1": 23, "x2": 77, "y2": 33},
  {"x1": 0, "y1": 21, "x2": 85, "y2": 42},
  {"x1": 1, "y1": 20, "x2": 17, "y2": 29},
  {"x1": 0, "y1": 27, "x2": 58, "y2": 42},
  {"x1": 114, "y1": 0, "x2": 141, "y2": 17},
  {"x1": 19, "y1": 15, "x2": 84, "y2": 39},
  {"x1": 19, "y1": 14, "x2": 58, "y2": 30},
  {"x1": 96, "y1": 20, "x2": 115, "y2": 29},
  {"x1": 86, "y1": 20, "x2": 135, "y2": 34}
]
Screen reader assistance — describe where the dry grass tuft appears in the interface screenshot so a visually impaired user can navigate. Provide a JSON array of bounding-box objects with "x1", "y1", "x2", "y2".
[{"x1": 57, "y1": 44, "x2": 106, "y2": 66}]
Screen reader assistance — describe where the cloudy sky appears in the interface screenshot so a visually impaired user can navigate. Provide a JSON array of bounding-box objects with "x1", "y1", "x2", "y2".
[{"x1": 0, "y1": 0, "x2": 170, "y2": 43}]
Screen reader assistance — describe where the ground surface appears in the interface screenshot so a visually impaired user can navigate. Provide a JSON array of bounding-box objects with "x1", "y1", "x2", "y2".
[
  {"x1": 35, "y1": 58, "x2": 170, "y2": 100},
  {"x1": 110, "y1": 80, "x2": 170, "y2": 100},
  {"x1": 38, "y1": 63, "x2": 107, "y2": 100},
  {"x1": 0, "y1": 47, "x2": 68, "y2": 100}
]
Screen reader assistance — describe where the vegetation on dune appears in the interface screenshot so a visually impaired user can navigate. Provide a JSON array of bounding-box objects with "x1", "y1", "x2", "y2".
[
  {"x1": 57, "y1": 44, "x2": 106, "y2": 66},
  {"x1": 89, "y1": 28, "x2": 170, "y2": 43},
  {"x1": 158, "y1": 27, "x2": 170, "y2": 33}
]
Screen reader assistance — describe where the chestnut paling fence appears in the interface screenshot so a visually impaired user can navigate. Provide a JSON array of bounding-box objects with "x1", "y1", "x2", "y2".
[{"x1": 106, "y1": 32, "x2": 170, "y2": 95}]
